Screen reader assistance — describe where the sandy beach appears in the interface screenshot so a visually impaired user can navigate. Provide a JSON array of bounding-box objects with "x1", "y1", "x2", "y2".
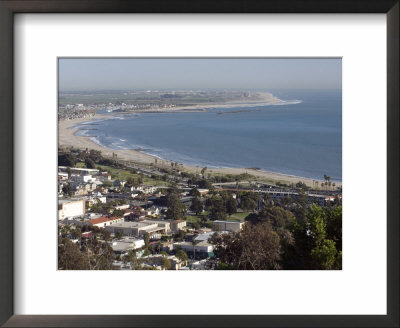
[{"x1": 58, "y1": 113, "x2": 341, "y2": 188}]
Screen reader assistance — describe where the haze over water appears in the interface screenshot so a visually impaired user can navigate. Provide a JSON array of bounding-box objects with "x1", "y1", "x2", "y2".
[{"x1": 75, "y1": 89, "x2": 342, "y2": 182}]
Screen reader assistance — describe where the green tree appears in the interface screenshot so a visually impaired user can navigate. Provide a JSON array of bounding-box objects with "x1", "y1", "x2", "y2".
[
  {"x1": 246, "y1": 206, "x2": 294, "y2": 229},
  {"x1": 166, "y1": 190, "x2": 185, "y2": 220},
  {"x1": 102, "y1": 180, "x2": 113, "y2": 188},
  {"x1": 80, "y1": 235, "x2": 114, "y2": 270},
  {"x1": 308, "y1": 204, "x2": 327, "y2": 246},
  {"x1": 191, "y1": 239, "x2": 198, "y2": 261},
  {"x1": 293, "y1": 190, "x2": 308, "y2": 223},
  {"x1": 176, "y1": 249, "x2": 188, "y2": 263},
  {"x1": 143, "y1": 248, "x2": 151, "y2": 257},
  {"x1": 190, "y1": 196, "x2": 203, "y2": 215},
  {"x1": 66, "y1": 167, "x2": 72, "y2": 179},
  {"x1": 85, "y1": 157, "x2": 96, "y2": 169},
  {"x1": 58, "y1": 153, "x2": 77, "y2": 167},
  {"x1": 311, "y1": 239, "x2": 338, "y2": 269},
  {"x1": 62, "y1": 183, "x2": 73, "y2": 196},
  {"x1": 162, "y1": 258, "x2": 172, "y2": 270},
  {"x1": 125, "y1": 176, "x2": 136, "y2": 188},
  {"x1": 198, "y1": 179, "x2": 212, "y2": 189},
  {"x1": 210, "y1": 222, "x2": 281, "y2": 270},
  {"x1": 123, "y1": 249, "x2": 142, "y2": 269},
  {"x1": 295, "y1": 181, "x2": 309, "y2": 190},
  {"x1": 154, "y1": 241, "x2": 162, "y2": 253},
  {"x1": 240, "y1": 196, "x2": 256, "y2": 211},
  {"x1": 224, "y1": 195, "x2": 237, "y2": 216},
  {"x1": 112, "y1": 209, "x2": 124, "y2": 217},
  {"x1": 209, "y1": 195, "x2": 227, "y2": 221},
  {"x1": 143, "y1": 232, "x2": 150, "y2": 247},
  {"x1": 70, "y1": 227, "x2": 82, "y2": 240},
  {"x1": 58, "y1": 237, "x2": 89, "y2": 270},
  {"x1": 189, "y1": 188, "x2": 201, "y2": 197},
  {"x1": 306, "y1": 204, "x2": 342, "y2": 269},
  {"x1": 325, "y1": 205, "x2": 342, "y2": 251},
  {"x1": 88, "y1": 149, "x2": 102, "y2": 162}
]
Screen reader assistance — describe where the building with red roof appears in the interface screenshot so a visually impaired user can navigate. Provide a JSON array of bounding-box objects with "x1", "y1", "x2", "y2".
[{"x1": 88, "y1": 216, "x2": 124, "y2": 228}]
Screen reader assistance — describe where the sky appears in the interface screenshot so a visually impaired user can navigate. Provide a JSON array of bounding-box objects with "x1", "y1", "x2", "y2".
[{"x1": 58, "y1": 58, "x2": 341, "y2": 91}]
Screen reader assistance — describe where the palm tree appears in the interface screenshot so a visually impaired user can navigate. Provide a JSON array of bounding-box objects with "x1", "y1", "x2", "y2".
[
  {"x1": 66, "y1": 167, "x2": 72, "y2": 179},
  {"x1": 323, "y1": 174, "x2": 328, "y2": 190},
  {"x1": 191, "y1": 239, "x2": 198, "y2": 268}
]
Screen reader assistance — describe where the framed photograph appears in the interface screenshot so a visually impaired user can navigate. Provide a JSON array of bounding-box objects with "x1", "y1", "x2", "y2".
[{"x1": 0, "y1": 1, "x2": 398, "y2": 327}]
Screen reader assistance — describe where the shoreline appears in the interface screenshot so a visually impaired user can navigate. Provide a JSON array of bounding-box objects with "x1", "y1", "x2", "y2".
[
  {"x1": 58, "y1": 114, "x2": 341, "y2": 188},
  {"x1": 129, "y1": 98, "x2": 301, "y2": 113}
]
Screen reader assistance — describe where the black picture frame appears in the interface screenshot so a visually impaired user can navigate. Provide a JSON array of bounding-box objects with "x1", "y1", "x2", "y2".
[{"x1": 0, "y1": 1, "x2": 398, "y2": 327}]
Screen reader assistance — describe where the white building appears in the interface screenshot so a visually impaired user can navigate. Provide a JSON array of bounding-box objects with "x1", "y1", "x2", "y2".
[
  {"x1": 212, "y1": 220, "x2": 245, "y2": 233},
  {"x1": 136, "y1": 185, "x2": 157, "y2": 194},
  {"x1": 109, "y1": 237, "x2": 145, "y2": 255},
  {"x1": 71, "y1": 174, "x2": 96, "y2": 184},
  {"x1": 191, "y1": 259, "x2": 208, "y2": 270},
  {"x1": 115, "y1": 204, "x2": 130, "y2": 210},
  {"x1": 142, "y1": 219, "x2": 170, "y2": 233},
  {"x1": 142, "y1": 207, "x2": 160, "y2": 217},
  {"x1": 87, "y1": 196, "x2": 106, "y2": 208},
  {"x1": 105, "y1": 221, "x2": 165, "y2": 237},
  {"x1": 58, "y1": 166, "x2": 99, "y2": 176},
  {"x1": 58, "y1": 172, "x2": 68, "y2": 181},
  {"x1": 100, "y1": 172, "x2": 112, "y2": 180},
  {"x1": 173, "y1": 241, "x2": 214, "y2": 259},
  {"x1": 194, "y1": 231, "x2": 215, "y2": 243},
  {"x1": 58, "y1": 199, "x2": 85, "y2": 220},
  {"x1": 170, "y1": 220, "x2": 186, "y2": 233}
]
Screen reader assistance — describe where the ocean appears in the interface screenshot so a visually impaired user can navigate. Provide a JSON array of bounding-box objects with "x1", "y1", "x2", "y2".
[{"x1": 74, "y1": 89, "x2": 342, "y2": 182}]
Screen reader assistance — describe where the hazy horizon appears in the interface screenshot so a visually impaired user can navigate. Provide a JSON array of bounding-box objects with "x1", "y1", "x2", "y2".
[{"x1": 59, "y1": 58, "x2": 342, "y2": 92}]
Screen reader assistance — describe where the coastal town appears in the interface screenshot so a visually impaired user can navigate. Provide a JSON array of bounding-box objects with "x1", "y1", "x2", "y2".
[
  {"x1": 58, "y1": 145, "x2": 342, "y2": 270},
  {"x1": 58, "y1": 90, "x2": 287, "y2": 120}
]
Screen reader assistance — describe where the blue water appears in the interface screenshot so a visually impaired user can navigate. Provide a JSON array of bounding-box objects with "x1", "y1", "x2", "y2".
[{"x1": 75, "y1": 90, "x2": 342, "y2": 181}]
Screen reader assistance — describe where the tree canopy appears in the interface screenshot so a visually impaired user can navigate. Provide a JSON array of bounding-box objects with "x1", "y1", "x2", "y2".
[
  {"x1": 210, "y1": 222, "x2": 281, "y2": 270},
  {"x1": 166, "y1": 189, "x2": 185, "y2": 220},
  {"x1": 58, "y1": 153, "x2": 77, "y2": 167},
  {"x1": 85, "y1": 157, "x2": 96, "y2": 169}
]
